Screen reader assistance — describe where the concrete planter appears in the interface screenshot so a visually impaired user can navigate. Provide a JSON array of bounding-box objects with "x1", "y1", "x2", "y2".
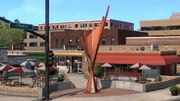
[
  {"x1": 38, "y1": 81, "x2": 74, "y2": 98},
  {"x1": 100, "y1": 76, "x2": 180, "y2": 92}
]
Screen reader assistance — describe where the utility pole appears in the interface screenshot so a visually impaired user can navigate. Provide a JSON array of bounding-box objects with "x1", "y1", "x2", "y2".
[{"x1": 45, "y1": 0, "x2": 50, "y2": 100}]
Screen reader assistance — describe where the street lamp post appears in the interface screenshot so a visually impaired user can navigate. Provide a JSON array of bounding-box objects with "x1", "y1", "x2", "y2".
[{"x1": 45, "y1": 0, "x2": 50, "y2": 100}]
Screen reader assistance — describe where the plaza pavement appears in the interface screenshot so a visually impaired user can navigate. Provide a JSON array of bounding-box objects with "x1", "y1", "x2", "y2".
[
  {"x1": 1, "y1": 87, "x2": 180, "y2": 101},
  {"x1": 52, "y1": 88, "x2": 180, "y2": 101}
]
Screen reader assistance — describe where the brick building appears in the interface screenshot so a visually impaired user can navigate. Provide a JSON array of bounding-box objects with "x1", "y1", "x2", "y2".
[
  {"x1": 50, "y1": 29, "x2": 147, "y2": 50},
  {"x1": 24, "y1": 19, "x2": 134, "y2": 51},
  {"x1": 38, "y1": 19, "x2": 134, "y2": 31},
  {"x1": 22, "y1": 17, "x2": 180, "y2": 75},
  {"x1": 125, "y1": 13, "x2": 180, "y2": 55}
]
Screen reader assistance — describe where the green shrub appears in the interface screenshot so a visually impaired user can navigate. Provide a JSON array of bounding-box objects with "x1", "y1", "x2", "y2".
[
  {"x1": 170, "y1": 85, "x2": 179, "y2": 93},
  {"x1": 114, "y1": 67, "x2": 120, "y2": 72},
  {"x1": 38, "y1": 69, "x2": 58, "y2": 76},
  {"x1": 57, "y1": 74, "x2": 64, "y2": 82},
  {"x1": 93, "y1": 64, "x2": 104, "y2": 78}
]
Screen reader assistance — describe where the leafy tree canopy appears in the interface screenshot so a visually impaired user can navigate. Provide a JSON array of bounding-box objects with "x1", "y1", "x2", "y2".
[
  {"x1": 0, "y1": 19, "x2": 25, "y2": 48},
  {"x1": 93, "y1": 64, "x2": 104, "y2": 78}
]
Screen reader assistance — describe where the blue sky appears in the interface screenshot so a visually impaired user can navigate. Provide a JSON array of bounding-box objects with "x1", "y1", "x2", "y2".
[{"x1": 0, "y1": 0, "x2": 179, "y2": 30}]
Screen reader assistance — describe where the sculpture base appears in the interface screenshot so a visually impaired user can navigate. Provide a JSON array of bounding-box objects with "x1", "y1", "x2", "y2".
[{"x1": 86, "y1": 73, "x2": 97, "y2": 94}]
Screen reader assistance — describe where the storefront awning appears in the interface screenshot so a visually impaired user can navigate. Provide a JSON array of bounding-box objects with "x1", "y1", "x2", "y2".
[
  {"x1": 53, "y1": 51, "x2": 83, "y2": 56},
  {"x1": 96, "y1": 53, "x2": 180, "y2": 65}
]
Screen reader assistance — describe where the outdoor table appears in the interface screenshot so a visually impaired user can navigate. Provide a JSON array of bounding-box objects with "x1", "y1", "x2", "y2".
[
  {"x1": 0, "y1": 80, "x2": 7, "y2": 86},
  {"x1": 0, "y1": 79, "x2": 13, "y2": 86},
  {"x1": 50, "y1": 78, "x2": 57, "y2": 84}
]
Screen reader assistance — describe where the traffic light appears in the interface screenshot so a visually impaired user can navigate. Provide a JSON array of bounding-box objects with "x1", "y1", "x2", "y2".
[{"x1": 48, "y1": 50, "x2": 54, "y2": 67}]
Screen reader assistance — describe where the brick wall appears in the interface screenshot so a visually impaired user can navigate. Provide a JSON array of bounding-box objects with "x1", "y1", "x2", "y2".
[
  {"x1": 0, "y1": 86, "x2": 38, "y2": 97},
  {"x1": 99, "y1": 45, "x2": 180, "y2": 55},
  {"x1": 126, "y1": 37, "x2": 180, "y2": 45}
]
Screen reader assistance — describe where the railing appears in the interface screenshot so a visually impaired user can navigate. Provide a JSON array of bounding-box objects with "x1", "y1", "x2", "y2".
[{"x1": 106, "y1": 71, "x2": 141, "y2": 77}]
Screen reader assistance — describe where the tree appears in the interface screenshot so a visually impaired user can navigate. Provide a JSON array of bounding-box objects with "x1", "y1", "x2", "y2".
[
  {"x1": 0, "y1": 19, "x2": 25, "y2": 49},
  {"x1": 93, "y1": 64, "x2": 104, "y2": 78},
  {"x1": 0, "y1": 21, "x2": 12, "y2": 47},
  {"x1": 14, "y1": 19, "x2": 20, "y2": 23}
]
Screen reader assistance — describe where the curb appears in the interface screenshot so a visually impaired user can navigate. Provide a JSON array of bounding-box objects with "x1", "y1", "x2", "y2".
[{"x1": 161, "y1": 97, "x2": 180, "y2": 101}]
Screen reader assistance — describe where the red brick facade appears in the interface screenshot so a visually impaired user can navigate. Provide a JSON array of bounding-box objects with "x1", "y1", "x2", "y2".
[{"x1": 50, "y1": 29, "x2": 148, "y2": 49}]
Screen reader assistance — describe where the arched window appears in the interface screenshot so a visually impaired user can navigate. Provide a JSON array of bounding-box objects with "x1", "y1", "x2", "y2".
[
  {"x1": 69, "y1": 39, "x2": 73, "y2": 45},
  {"x1": 75, "y1": 38, "x2": 79, "y2": 45},
  {"x1": 111, "y1": 38, "x2": 116, "y2": 45},
  {"x1": 101, "y1": 38, "x2": 106, "y2": 45},
  {"x1": 55, "y1": 39, "x2": 59, "y2": 48}
]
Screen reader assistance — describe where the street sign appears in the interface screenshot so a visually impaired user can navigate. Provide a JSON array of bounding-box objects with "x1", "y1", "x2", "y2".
[{"x1": 10, "y1": 22, "x2": 33, "y2": 30}]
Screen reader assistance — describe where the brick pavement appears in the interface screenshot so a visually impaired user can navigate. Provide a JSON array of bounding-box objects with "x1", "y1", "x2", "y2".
[
  {"x1": 50, "y1": 88, "x2": 138, "y2": 98},
  {"x1": 1, "y1": 88, "x2": 180, "y2": 101}
]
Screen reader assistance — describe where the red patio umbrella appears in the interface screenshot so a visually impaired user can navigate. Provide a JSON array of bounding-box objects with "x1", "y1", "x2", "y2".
[
  {"x1": 0, "y1": 64, "x2": 15, "y2": 71},
  {"x1": 8, "y1": 67, "x2": 33, "y2": 84},
  {"x1": 130, "y1": 63, "x2": 142, "y2": 69}
]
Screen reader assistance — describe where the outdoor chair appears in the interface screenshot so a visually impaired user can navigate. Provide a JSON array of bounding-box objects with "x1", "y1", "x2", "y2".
[
  {"x1": 13, "y1": 81, "x2": 21, "y2": 87},
  {"x1": 32, "y1": 78, "x2": 42, "y2": 87}
]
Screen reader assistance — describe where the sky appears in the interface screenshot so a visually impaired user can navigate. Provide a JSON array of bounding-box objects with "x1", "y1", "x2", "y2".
[{"x1": 0, "y1": 0, "x2": 180, "y2": 30}]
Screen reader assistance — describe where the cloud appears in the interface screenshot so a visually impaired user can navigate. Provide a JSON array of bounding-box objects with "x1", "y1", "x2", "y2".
[{"x1": 7, "y1": 0, "x2": 44, "y2": 25}]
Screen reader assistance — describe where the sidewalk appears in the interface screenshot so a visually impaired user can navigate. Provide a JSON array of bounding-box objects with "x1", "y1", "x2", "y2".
[
  {"x1": 52, "y1": 88, "x2": 180, "y2": 101},
  {"x1": 1, "y1": 87, "x2": 180, "y2": 101}
]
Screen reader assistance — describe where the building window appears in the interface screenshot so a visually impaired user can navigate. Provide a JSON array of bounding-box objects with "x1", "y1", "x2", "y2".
[
  {"x1": 68, "y1": 24, "x2": 72, "y2": 28},
  {"x1": 80, "y1": 23, "x2": 87, "y2": 28},
  {"x1": 52, "y1": 25, "x2": 58, "y2": 29},
  {"x1": 29, "y1": 42, "x2": 38, "y2": 47},
  {"x1": 29, "y1": 34, "x2": 38, "y2": 39},
  {"x1": 55, "y1": 39, "x2": 59, "y2": 48},
  {"x1": 60, "y1": 25, "x2": 65, "y2": 29},
  {"x1": 56, "y1": 25, "x2": 59, "y2": 29},
  {"x1": 101, "y1": 38, "x2": 106, "y2": 45},
  {"x1": 114, "y1": 23, "x2": 119, "y2": 28},
  {"x1": 89, "y1": 23, "x2": 92, "y2": 27},
  {"x1": 94, "y1": 23, "x2": 99, "y2": 27},
  {"x1": 111, "y1": 23, "x2": 114, "y2": 27},
  {"x1": 119, "y1": 24, "x2": 122, "y2": 28},
  {"x1": 175, "y1": 26, "x2": 180, "y2": 29},
  {"x1": 75, "y1": 38, "x2": 79, "y2": 44},
  {"x1": 84, "y1": 24, "x2": 87, "y2": 28},
  {"x1": 40, "y1": 26, "x2": 43, "y2": 30},
  {"x1": 69, "y1": 39, "x2": 73, "y2": 45},
  {"x1": 111, "y1": 38, "x2": 116, "y2": 45},
  {"x1": 75, "y1": 24, "x2": 78, "y2": 28},
  {"x1": 61, "y1": 39, "x2": 65, "y2": 48},
  {"x1": 64, "y1": 25, "x2": 67, "y2": 28},
  {"x1": 80, "y1": 24, "x2": 83, "y2": 28},
  {"x1": 105, "y1": 22, "x2": 108, "y2": 26},
  {"x1": 24, "y1": 43, "x2": 27, "y2": 47},
  {"x1": 124, "y1": 25, "x2": 130, "y2": 30},
  {"x1": 141, "y1": 25, "x2": 180, "y2": 31},
  {"x1": 52, "y1": 26, "x2": 55, "y2": 29},
  {"x1": 40, "y1": 42, "x2": 45, "y2": 46}
]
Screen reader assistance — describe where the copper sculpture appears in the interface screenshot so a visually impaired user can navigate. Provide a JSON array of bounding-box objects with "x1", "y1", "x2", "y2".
[{"x1": 80, "y1": 6, "x2": 110, "y2": 93}]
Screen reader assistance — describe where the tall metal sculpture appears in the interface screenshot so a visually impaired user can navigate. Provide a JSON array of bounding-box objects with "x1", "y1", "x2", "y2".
[{"x1": 81, "y1": 6, "x2": 110, "y2": 93}]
